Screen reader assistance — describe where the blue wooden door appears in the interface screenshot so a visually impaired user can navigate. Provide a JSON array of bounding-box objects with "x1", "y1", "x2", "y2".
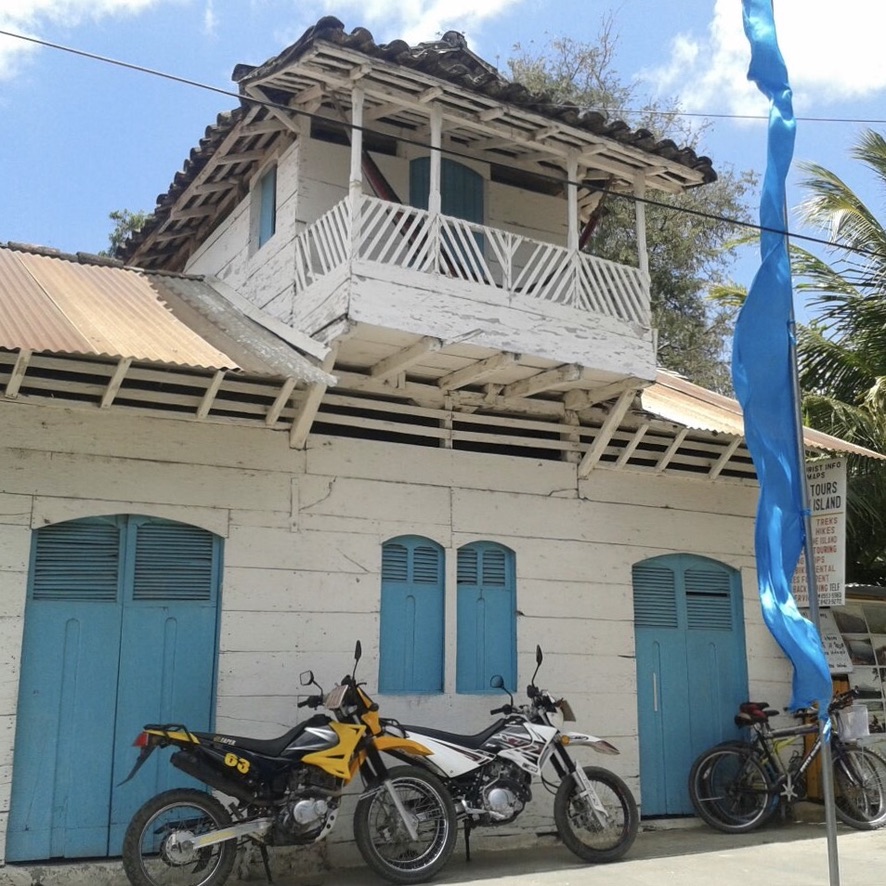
[
  {"x1": 633, "y1": 555, "x2": 747, "y2": 816},
  {"x1": 6, "y1": 516, "x2": 221, "y2": 861}
]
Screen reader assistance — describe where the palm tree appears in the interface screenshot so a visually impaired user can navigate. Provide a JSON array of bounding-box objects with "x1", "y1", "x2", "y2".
[{"x1": 791, "y1": 129, "x2": 886, "y2": 582}]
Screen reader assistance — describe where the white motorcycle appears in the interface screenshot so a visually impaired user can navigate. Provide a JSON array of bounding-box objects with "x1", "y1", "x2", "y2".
[{"x1": 384, "y1": 646, "x2": 638, "y2": 863}]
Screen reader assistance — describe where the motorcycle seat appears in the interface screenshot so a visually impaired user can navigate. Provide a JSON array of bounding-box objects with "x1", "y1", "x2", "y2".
[
  {"x1": 193, "y1": 719, "x2": 322, "y2": 758},
  {"x1": 400, "y1": 719, "x2": 507, "y2": 750}
]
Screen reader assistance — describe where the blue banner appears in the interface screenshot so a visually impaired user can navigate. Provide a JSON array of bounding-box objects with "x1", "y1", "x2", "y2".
[{"x1": 732, "y1": 0, "x2": 832, "y2": 715}]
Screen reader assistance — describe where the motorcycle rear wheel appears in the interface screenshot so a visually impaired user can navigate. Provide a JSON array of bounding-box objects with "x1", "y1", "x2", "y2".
[
  {"x1": 353, "y1": 765, "x2": 457, "y2": 884},
  {"x1": 553, "y1": 766, "x2": 638, "y2": 863},
  {"x1": 122, "y1": 788, "x2": 237, "y2": 886}
]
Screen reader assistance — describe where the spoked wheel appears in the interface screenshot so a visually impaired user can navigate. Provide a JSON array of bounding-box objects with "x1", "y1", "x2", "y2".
[
  {"x1": 553, "y1": 766, "x2": 639, "y2": 863},
  {"x1": 353, "y1": 765, "x2": 457, "y2": 884},
  {"x1": 122, "y1": 788, "x2": 237, "y2": 886},
  {"x1": 833, "y1": 745, "x2": 886, "y2": 830},
  {"x1": 688, "y1": 742, "x2": 776, "y2": 834}
]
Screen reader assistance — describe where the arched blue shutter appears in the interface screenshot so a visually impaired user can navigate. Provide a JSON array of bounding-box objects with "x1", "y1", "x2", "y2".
[
  {"x1": 379, "y1": 536, "x2": 444, "y2": 693},
  {"x1": 456, "y1": 542, "x2": 516, "y2": 693}
]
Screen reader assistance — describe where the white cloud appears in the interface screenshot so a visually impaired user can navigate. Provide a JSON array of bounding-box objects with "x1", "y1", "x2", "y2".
[
  {"x1": 0, "y1": 0, "x2": 174, "y2": 80},
  {"x1": 644, "y1": 0, "x2": 886, "y2": 119},
  {"x1": 313, "y1": 0, "x2": 524, "y2": 45}
]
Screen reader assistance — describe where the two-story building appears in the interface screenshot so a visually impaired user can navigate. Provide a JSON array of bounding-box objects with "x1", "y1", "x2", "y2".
[{"x1": 1, "y1": 15, "x2": 876, "y2": 878}]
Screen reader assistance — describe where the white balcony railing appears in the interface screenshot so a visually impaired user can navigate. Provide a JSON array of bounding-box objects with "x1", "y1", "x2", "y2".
[{"x1": 293, "y1": 196, "x2": 650, "y2": 326}]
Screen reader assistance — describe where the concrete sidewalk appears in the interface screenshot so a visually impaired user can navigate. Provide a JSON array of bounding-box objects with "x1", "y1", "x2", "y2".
[
  {"x1": 2, "y1": 817, "x2": 883, "y2": 886},
  {"x1": 287, "y1": 819, "x2": 886, "y2": 886}
]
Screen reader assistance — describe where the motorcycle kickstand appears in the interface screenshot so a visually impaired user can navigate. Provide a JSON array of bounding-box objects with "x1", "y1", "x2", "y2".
[
  {"x1": 464, "y1": 820, "x2": 473, "y2": 863},
  {"x1": 258, "y1": 842, "x2": 274, "y2": 884}
]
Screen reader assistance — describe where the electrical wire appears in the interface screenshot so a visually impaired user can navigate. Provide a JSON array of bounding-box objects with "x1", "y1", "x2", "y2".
[{"x1": 3, "y1": 27, "x2": 886, "y2": 265}]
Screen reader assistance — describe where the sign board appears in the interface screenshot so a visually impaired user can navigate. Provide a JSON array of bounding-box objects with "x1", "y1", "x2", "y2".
[
  {"x1": 819, "y1": 609, "x2": 853, "y2": 674},
  {"x1": 792, "y1": 457, "x2": 847, "y2": 607}
]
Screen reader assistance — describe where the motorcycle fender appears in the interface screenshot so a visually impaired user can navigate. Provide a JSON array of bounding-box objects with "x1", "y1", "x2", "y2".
[
  {"x1": 562, "y1": 731, "x2": 620, "y2": 755},
  {"x1": 373, "y1": 736, "x2": 433, "y2": 757},
  {"x1": 117, "y1": 743, "x2": 157, "y2": 786}
]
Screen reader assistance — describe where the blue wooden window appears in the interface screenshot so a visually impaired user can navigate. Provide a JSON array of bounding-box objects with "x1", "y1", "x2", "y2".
[
  {"x1": 378, "y1": 536, "x2": 444, "y2": 693},
  {"x1": 456, "y1": 542, "x2": 516, "y2": 693},
  {"x1": 258, "y1": 166, "x2": 277, "y2": 247}
]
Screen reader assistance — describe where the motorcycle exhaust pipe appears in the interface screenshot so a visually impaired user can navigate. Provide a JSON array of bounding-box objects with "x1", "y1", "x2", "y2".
[{"x1": 171, "y1": 750, "x2": 256, "y2": 804}]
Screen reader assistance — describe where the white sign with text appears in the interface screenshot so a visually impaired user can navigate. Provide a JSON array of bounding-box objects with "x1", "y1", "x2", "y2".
[{"x1": 792, "y1": 457, "x2": 847, "y2": 607}]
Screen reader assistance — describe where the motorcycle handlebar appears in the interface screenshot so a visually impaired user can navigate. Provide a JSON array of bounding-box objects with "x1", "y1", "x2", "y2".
[
  {"x1": 490, "y1": 704, "x2": 514, "y2": 715},
  {"x1": 298, "y1": 695, "x2": 323, "y2": 709}
]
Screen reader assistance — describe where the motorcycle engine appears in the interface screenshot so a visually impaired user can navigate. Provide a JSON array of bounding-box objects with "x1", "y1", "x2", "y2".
[
  {"x1": 468, "y1": 762, "x2": 532, "y2": 825},
  {"x1": 268, "y1": 772, "x2": 338, "y2": 845}
]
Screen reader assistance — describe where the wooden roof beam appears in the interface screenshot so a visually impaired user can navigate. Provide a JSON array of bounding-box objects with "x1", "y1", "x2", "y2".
[
  {"x1": 501, "y1": 364, "x2": 582, "y2": 400},
  {"x1": 196, "y1": 370, "x2": 226, "y2": 420},
  {"x1": 709, "y1": 437, "x2": 742, "y2": 479},
  {"x1": 655, "y1": 428, "x2": 689, "y2": 472},
  {"x1": 616, "y1": 422, "x2": 649, "y2": 468},
  {"x1": 100, "y1": 357, "x2": 132, "y2": 408},
  {"x1": 370, "y1": 337, "x2": 442, "y2": 381},
  {"x1": 438, "y1": 353, "x2": 517, "y2": 391}
]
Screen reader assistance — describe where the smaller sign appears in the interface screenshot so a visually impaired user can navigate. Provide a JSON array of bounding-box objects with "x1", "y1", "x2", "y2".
[
  {"x1": 792, "y1": 457, "x2": 847, "y2": 607},
  {"x1": 819, "y1": 609, "x2": 853, "y2": 674}
]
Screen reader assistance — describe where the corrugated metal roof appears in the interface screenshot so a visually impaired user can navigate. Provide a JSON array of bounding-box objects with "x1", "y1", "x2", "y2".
[
  {"x1": 644, "y1": 371, "x2": 885, "y2": 460},
  {"x1": 0, "y1": 244, "x2": 333, "y2": 385}
]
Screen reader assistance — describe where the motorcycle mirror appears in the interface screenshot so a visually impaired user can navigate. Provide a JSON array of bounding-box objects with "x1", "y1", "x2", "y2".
[
  {"x1": 354, "y1": 640, "x2": 362, "y2": 663},
  {"x1": 489, "y1": 674, "x2": 505, "y2": 689},
  {"x1": 536, "y1": 645, "x2": 543, "y2": 665},
  {"x1": 299, "y1": 670, "x2": 315, "y2": 687}
]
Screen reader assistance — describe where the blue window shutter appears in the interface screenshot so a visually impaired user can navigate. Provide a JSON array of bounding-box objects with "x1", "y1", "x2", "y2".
[
  {"x1": 379, "y1": 536, "x2": 444, "y2": 693},
  {"x1": 31, "y1": 518, "x2": 121, "y2": 602},
  {"x1": 131, "y1": 522, "x2": 217, "y2": 602},
  {"x1": 258, "y1": 166, "x2": 277, "y2": 247},
  {"x1": 632, "y1": 563, "x2": 679, "y2": 628},
  {"x1": 456, "y1": 542, "x2": 516, "y2": 693}
]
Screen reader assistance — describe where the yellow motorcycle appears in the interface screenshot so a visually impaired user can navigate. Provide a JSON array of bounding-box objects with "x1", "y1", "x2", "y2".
[{"x1": 120, "y1": 642, "x2": 457, "y2": 886}]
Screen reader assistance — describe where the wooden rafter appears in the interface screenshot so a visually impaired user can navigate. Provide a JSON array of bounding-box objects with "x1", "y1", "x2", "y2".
[
  {"x1": 100, "y1": 357, "x2": 132, "y2": 409},
  {"x1": 290, "y1": 346, "x2": 338, "y2": 449},
  {"x1": 5, "y1": 349, "x2": 31, "y2": 399},
  {"x1": 655, "y1": 428, "x2": 689, "y2": 472},
  {"x1": 197, "y1": 370, "x2": 226, "y2": 419},
  {"x1": 265, "y1": 378, "x2": 297, "y2": 427},
  {"x1": 616, "y1": 422, "x2": 649, "y2": 468},
  {"x1": 709, "y1": 437, "x2": 742, "y2": 479},
  {"x1": 578, "y1": 388, "x2": 636, "y2": 478}
]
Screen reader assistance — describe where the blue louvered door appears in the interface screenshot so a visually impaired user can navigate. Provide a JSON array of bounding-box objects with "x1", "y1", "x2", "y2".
[
  {"x1": 7, "y1": 516, "x2": 220, "y2": 861},
  {"x1": 632, "y1": 555, "x2": 747, "y2": 816},
  {"x1": 379, "y1": 537, "x2": 444, "y2": 693},
  {"x1": 456, "y1": 543, "x2": 516, "y2": 693}
]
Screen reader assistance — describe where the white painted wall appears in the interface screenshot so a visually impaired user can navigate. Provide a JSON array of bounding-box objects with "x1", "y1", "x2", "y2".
[{"x1": 0, "y1": 400, "x2": 791, "y2": 865}]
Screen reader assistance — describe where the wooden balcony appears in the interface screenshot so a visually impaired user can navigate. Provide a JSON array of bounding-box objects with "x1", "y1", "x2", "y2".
[{"x1": 292, "y1": 196, "x2": 656, "y2": 379}]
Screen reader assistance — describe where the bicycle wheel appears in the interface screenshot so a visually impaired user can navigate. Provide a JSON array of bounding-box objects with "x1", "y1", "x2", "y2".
[
  {"x1": 553, "y1": 766, "x2": 639, "y2": 863},
  {"x1": 688, "y1": 742, "x2": 777, "y2": 833},
  {"x1": 832, "y1": 745, "x2": 886, "y2": 830}
]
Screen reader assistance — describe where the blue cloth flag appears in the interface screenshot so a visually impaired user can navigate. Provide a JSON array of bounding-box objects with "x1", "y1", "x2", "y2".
[{"x1": 732, "y1": 0, "x2": 832, "y2": 715}]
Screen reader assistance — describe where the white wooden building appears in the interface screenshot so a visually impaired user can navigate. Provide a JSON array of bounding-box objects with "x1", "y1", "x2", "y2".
[{"x1": 0, "y1": 16, "x2": 877, "y2": 875}]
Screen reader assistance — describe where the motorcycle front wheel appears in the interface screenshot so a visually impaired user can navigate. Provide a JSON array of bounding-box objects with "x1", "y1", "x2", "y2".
[
  {"x1": 553, "y1": 766, "x2": 639, "y2": 863},
  {"x1": 122, "y1": 788, "x2": 237, "y2": 886},
  {"x1": 353, "y1": 765, "x2": 457, "y2": 884}
]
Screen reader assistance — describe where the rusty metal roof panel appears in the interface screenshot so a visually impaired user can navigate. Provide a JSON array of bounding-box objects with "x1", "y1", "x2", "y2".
[
  {"x1": 644, "y1": 371, "x2": 885, "y2": 460},
  {"x1": 0, "y1": 243, "x2": 333, "y2": 385}
]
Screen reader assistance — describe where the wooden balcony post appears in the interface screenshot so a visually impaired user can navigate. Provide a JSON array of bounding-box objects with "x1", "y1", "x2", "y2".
[
  {"x1": 567, "y1": 154, "x2": 580, "y2": 308},
  {"x1": 634, "y1": 173, "x2": 650, "y2": 293},
  {"x1": 349, "y1": 87, "x2": 364, "y2": 260},
  {"x1": 429, "y1": 105, "x2": 442, "y2": 273}
]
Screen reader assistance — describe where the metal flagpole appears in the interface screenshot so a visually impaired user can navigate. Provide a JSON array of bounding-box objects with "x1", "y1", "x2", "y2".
[{"x1": 787, "y1": 288, "x2": 840, "y2": 886}]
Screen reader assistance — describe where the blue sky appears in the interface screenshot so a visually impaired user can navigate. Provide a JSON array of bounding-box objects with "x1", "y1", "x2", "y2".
[{"x1": 2, "y1": 0, "x2": 886, "y2": 298}]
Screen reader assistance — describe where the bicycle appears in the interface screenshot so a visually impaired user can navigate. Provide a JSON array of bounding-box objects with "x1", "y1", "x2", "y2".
[{"x1": 688, "y1": 689, "x2": 886, "y2": 833}]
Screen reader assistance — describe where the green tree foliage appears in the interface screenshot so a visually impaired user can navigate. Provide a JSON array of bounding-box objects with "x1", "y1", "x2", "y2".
[
  {"x1": 791, "y1": 130, "x2": 886, "y2": 582},
  {"x1": 101, "y1": 209, "x2": 150, "y2": 258},
  {"x1": 507, "y1": 17, "x2": 756, "y2": 392}
]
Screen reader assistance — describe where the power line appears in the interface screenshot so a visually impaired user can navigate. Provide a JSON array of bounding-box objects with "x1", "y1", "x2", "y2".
[{"x1": 3, "y1": 27, "x2": 886, "y2": 266}]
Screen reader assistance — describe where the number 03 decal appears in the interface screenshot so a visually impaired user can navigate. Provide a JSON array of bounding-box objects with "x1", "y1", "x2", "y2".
[{"x1": 224, "y1": 752, "x2": 251, "y2": 774}]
